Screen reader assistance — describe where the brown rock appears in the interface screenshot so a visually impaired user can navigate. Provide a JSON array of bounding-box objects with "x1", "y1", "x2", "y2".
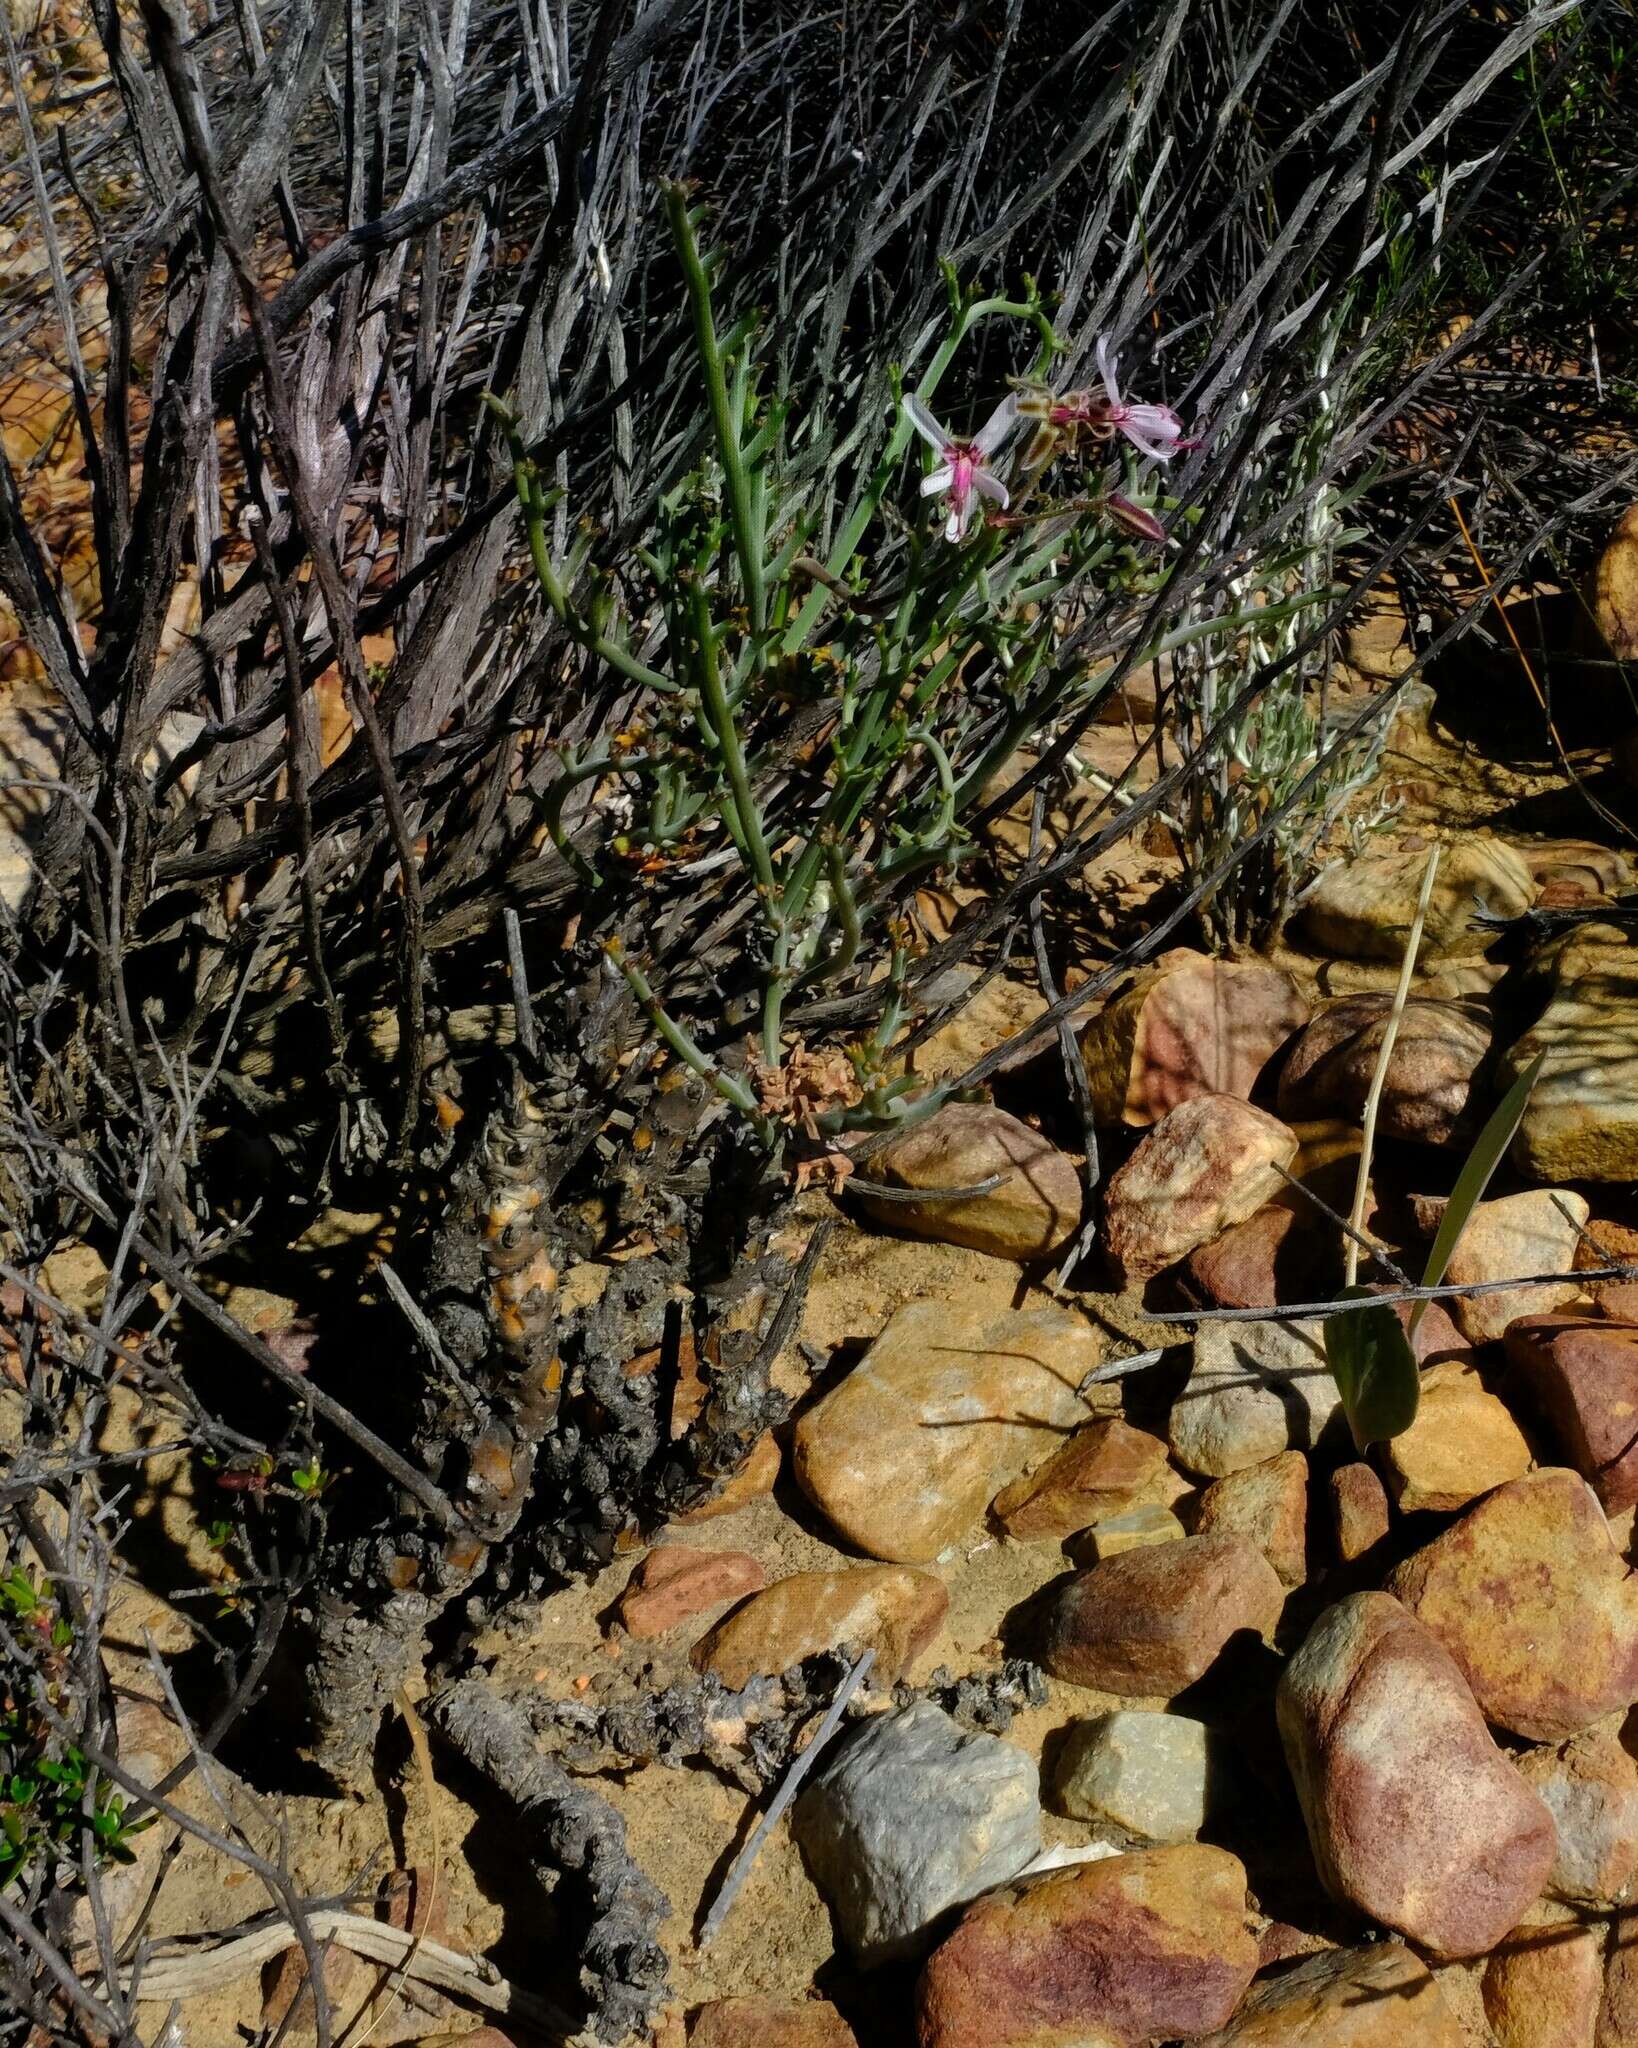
[
  {"x1": 1500, "y1": 972, "x2": 1638, "y2": 1183},
  {"x1": 1078, "y1": 949, "x2": 1309, "y2": 1127},
  {"x1": 689, "y1": 1997, "x2": 858, "y2": 2048},
  {"x1": 1298, "y1": 837, "x2": 1535, "y2": 961},
  {"x1": 1576, "y1": 1219, "x2": 1638, "y2": 1321},
  {"x1": 672, "y1": 1431, "x2": 781, "y2": 1523},
  {"x1": 1602, "y1": 1908, "x2": 1638, "y2": 2044},
  {"x1": 1388, "y1": 1469, "x2": 1638, "y2": 1742},
  {"x1": 1103, "y1": 1095, "x2": 1299, "y2": 1288},
  {"x1": 1381, "y1": 1360, "x2": 1532, "y2": 1514},
  {"x1": 1199, "y1": 1940, "x2": 1464, "y2": 2046},
  {"x1": 262, "y1": 1943, "x2": 364, "y2": 2037},
  {"x1": 1518, "y1": 1723, "x2": 1638, "y2": 1906},
  {"x1": 1483, "y1": 1910, "x2": 1604, "y2": 2048},
  {"x1": 853, "y1": 1104, "x2": 1081, "y2": 1261},
  {"x1": 1507, "y1": 1314, "x2": 1638, "y2": 1512},
  {"x1": 992, "y1": 1420, "x2": 1171, "y2": 1542},
  {"x1": 1329, "y1": 1463, "x2": 1390, "y2": 1564},
  {"x1": 1180, "y1": 1122, "x2": 1362, "y2": 1309},
  {"x1": 916, "y1": 1845, "x2": 1258, "y2": 2048},
  {"x1": 616, "y1": 1546, "x2": 767, "y2": 1640},
  {"x1": 1440, "y1": 1188, "x2": 1589, "y2": 1343},
  {"x1": 1194, "y1": 1453, "x2": 1308, "y2": 1588},
  {"x1": 793, "y1": 1300, "x2": 1103, "y2": 1562},
  {"x1": 691, "y1": 1565, "x2": 948, "y2": 1687},
  {"x1": 1276, "y1": 1592, "x2": 1556, "y2": 1958},
  {"x1": 1276, "y1": 993, "x2": 1491, "y2": 1144},
  {"x1": 1039, "y1": 1533, "x2": 1284, "y2": 1697}
]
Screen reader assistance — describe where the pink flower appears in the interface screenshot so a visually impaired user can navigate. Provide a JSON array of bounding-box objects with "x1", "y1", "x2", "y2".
[
  {"x1": 1093, "y1": 336, "x2": 1196, "y2": 464},
  {"x1": 902, "y1": 392, "x2": 1017, "y2": 542}
]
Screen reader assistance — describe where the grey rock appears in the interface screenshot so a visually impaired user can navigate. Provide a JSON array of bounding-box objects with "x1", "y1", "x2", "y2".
[
  {"x1": 792, "y1": 1701, "x2": 1041, "y2": 1964},
  {"x1": 1054, "y1": 1711, "x2": 1215, "y2": 1844},
  {"x1": 1169, "y1": 1319, "x2": 1341, "y2": 1479}
]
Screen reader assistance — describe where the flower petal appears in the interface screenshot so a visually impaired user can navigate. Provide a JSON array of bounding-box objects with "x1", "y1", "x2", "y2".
[
  {"x1": 974, "y1": 469, "x2": 1009, "y2": 507},
  {"x1": 1117, "y1": 420, "x2": 1179, "y2": 464},
  {"x1": 919, "y1": 464, "x2": 955, "y2": 498},
  {"x1": 1096, "y1": 334, "x2": 1121, "y2": 408},
  {"x1": 945, "y1": 502, "x2": 968, "y2": 543},
  {"x1": 973, "y1": 391, "x2": 1019, "y2": 458},
  {"x1": 902, "y1": 393, "x2": 949, "y2": 451}
]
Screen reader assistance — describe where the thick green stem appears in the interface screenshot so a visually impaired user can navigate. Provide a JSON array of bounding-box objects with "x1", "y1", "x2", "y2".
[
  {"x1": 605, "y1": 942, "x2": 774, "y2": 1142},
  {"x1": 663, "y1": 183, "x2": 768, "y2": 642},
  {"x1": 687, "y1": 578, "x2": 778, "y2": 907}
]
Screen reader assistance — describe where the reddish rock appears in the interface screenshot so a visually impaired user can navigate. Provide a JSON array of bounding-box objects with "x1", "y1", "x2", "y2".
[
  {"x1": 916, "y1": 1845, "x2": 1258, "y2": 2048},
  {"x1": 1200, "y1": 1940, "x2": 1464, "y2": 2045},
  {"x1": 689, "y1": 1997, "x2": 858, "y2": 2047},
  {"x1": 1103, "y1": 1095, "x2": 1299, "y2": 1288},
  {"x1": 991, "y1": 1419, "x2": 1171, "y2": 1542},
  {"x1": 1039, "y1": 1533, "x2": 1284, "y2": 1697},
  {"x1": 1276, "y1": 1592, "x2": 1556, "y2": 1958},
  {"x1": 1328, "y1": 1463, "x2": 1390, "y2": 1564},
  {"x1": 1078, "y1": 948, "x2": 1309, "y2": 1127},
  {"x1": 1179, "y1": 1122, "x2": 1365, "y2": 1308},
  {"x1": 1194, "y1": 1452, "x2": 1308, "y2": 1587},
  {"x1": 1506, "y1": 1314, "x2": 1638, "y2": 1512},
  {"x1": 854, "y1": 1104, "x2": 1082, "y2": 1262},
  {"x1": 1439, "y1": 1188, "x2": 1589, "y2": 1344},
  {"x1": 1276, "y1": 993, "x2": 1491, "y2": 1145},
  {"x1": 672, "y1": 1432, "x2": 781, "y2": 1522},
  {"x1": 691, "y1": 1565, "x2": 948, "y2": 1687},
  {"x1": 1388, "y1": 1469, "x2": 1638, "y2": 1742},
  {"x1": 1482, "y1": 1910, "x2": 1604, "y2": 2048},
  {"x1": 616, "y1": 1546, "x2": 766, "y2": 1640},
  {"x1": 1518, "y1": 1722, "x2": 1638, "y2": 1906}
]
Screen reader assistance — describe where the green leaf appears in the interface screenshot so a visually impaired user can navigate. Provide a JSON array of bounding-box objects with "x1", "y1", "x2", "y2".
[
  {"x1": 1411, "y1": 1052, "x2": 1546, "y2": 1338},
  {"x1": 1325, "y1": 1284, "x2": 1422, "y2": 1448}
]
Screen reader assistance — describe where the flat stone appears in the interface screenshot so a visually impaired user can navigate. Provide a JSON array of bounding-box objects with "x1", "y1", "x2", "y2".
[
  {"x1": 1039, "y1": 1533, "x2": 1284, "y2": 1697},
  {"x1": 1298, "y1": 837, "x2": 1534, "y2": 961},
  {"x1": 916, "y1": 1845, "x2": 1258, "y2": 2048},
  {"x1": 853, "y1": 1104, "x2": 1081, "y2": 1262},
  {"x1": 1169, "y1": 1320, "x2": 1340, "y2": 1479},
  {"x1": 688, "y1": 1998, "x2": 858, "y2": 2047},
  {"x1": 1329, "y1": 1462, "x2": 1390, "y2": 1563},
  {"x1": 1277, "y1": 1591, "x2": 1556, "y2": 1958},
  {"x1": 1381, "y1": 1361, "x2": 1532, "y2": 1514},
  {"x1": 672, "y1": 1431, "x2": 782, "y2": 1523},
  {"x1": 1053, "y1": 1711, "x2": 1216, "y2": 1843},
  {"x1": 1276, "y1": 993, "x2": 1491, "y2": 1144},
  {"x1": 793, "y1": 1300, "x2": 1103, "y2": 1562},
  {"x1": 691, "y1": 1566, "x2": 948, "y2": 1688},
  {"x1": 1439, "y1": 1188, "x2": 1589, "y2": 1343},
  {"x1": 1103, "y1": 1096, "x2": 1298, "y2": 1287},
  {"x1": 792, "y1": 1701, "x2": 1040, "y2": 1964},
  {"x1": 1388, "y1": 1469, "x2": 1638, "y2": 1742},
  {"x1": 1482, "y1": 1907, "x2": 1604, "y2": 2048},
  {"x1": 1518, "y1": 1722, "x2": 1638, "y2": 1906},
  {"x1": 1507, "y1": 1314, "x2": 1638, "y2": 1512},
  {"x1": 1199, "y1": 1940, "x2": 1464, "y2": 2046},
  {"x1": 992, "y1": 1419, "x2": 1171, "y2": 1542},
  {"x1": 1073, "y1": 1503, "x2": 1188, "y2": 1562},
  {"x1": 1079, "y1": 948, "x2": 1309, "y2": 1127},
  {"x1": 616, "y1": 1546, "x2": 766, "y2": 1641},
  {"x1": 1194, "y1": 1452, "x2": 1308, "y2": 1587}
]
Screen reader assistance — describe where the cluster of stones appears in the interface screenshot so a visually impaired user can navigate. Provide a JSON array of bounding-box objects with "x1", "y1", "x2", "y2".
[{"x1": 638, "y1": 816, "x2": 1638, "y2": 2046}]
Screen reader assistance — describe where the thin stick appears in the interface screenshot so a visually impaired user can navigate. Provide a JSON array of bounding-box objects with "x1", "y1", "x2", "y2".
[
  {"x1": 697, "y1": 1648, "x2": 875, "y2": 1949},
  {"x1": 1343, "y1": 845, "x2": 1439, "y2": 1289}
]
